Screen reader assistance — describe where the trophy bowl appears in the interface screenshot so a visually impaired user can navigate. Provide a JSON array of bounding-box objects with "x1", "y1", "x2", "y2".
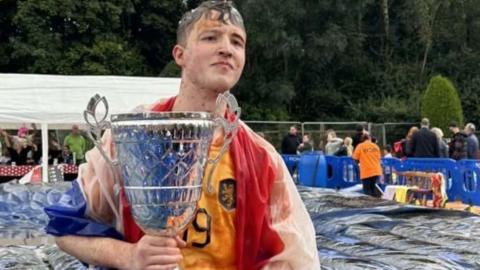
[
  {"x1": 84, "y1": 93, "x2": 240, "y2": 237},
  {"x1": 110, "y1": 112, "x2": 215, "y2": 235}
]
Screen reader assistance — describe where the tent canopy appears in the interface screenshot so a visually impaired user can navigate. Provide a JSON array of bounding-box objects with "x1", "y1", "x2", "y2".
[{"x1": 0, "y1": 74, "x2": 180, "y2": 126}]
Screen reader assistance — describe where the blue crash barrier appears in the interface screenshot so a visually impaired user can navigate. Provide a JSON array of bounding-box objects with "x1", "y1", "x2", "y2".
[
  {"x1": 281, "y1": 155, "x2": 301, "y2": 176},
  {"x1": 282, "y1": 153, "x2": 480, "y2": 206},
  {"x1": 400, "y1": 158, "x2": 460, "y2": 201},
  {"x1": 457, "y1": 159, "x2": 480, "y2": 205},
  {"x1": 298, "y1": 152, "x2": 327, "y2": 187}
]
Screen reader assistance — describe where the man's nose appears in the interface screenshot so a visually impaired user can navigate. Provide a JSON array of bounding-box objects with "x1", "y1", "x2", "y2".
[{"x1": 218, "y1": 37, "x2": 233, "y2": 57}]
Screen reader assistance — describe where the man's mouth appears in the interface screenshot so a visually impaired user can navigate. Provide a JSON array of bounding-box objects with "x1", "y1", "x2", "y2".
[{"x1": 212, "y1": 61, "x2": 233, "y2": 69}]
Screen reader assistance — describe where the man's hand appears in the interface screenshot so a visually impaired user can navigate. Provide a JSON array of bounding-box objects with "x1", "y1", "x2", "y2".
[{"x1": 126, "y1": 235, "x2": 186, "y2": 270}]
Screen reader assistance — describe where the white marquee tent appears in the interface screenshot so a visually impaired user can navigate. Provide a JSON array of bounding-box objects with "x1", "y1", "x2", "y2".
[{"x1": 0, "y1": 73, "x2": 181, "y2": 182}]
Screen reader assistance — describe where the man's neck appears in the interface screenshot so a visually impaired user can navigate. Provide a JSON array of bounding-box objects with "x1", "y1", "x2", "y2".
[{"x1": 173, "y1": 80, "x2": 227, "y2": 112}]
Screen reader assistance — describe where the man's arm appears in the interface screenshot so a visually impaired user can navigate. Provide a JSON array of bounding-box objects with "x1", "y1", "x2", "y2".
[
  {"x1": 56, "y1": 235, "x2": 132, "y2": 269},
  {"x1": 262, "y1": 150, "x2": 320, "y2": 269},
  {"x1": 56, "y1": 235, "x2": 184, "y2": 270}
]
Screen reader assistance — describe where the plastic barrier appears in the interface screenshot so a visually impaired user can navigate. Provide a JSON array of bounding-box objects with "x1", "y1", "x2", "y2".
[
  {"x1": 380, "y1": 158, "x2": 403, "y2": 185},
  {"x1": 281, "y1": 154, "x2": 300, "y2": 176},
  {"x1": 457, "y1": 159, "x2": 480, "y2": 205},
  {"x1": 336, "y1": 157, "x2": 360, "y2": 188},
  {"x1": 297, "y1": 152, "x2": 327, "y2": 187},
  {"x1": 324, "y1": 155, "x2": 339, "y2": 188},
  {"x1": 282, "y1": 153, "x2": 480, "y2": 205},
  {"x1": 400, "y1": 158, "x2": 460, "y2": 201}
]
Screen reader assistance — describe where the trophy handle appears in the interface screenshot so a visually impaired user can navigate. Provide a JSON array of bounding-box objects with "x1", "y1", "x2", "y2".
[
  {"x1": 205, "y1": 91, "x2": 241, "y2": 194},
  {"x1": 83, "y1": 94, "x2": 119, "y2": 167}
]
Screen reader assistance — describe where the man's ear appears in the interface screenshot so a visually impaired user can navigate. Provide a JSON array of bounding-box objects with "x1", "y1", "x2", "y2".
[{"x1": 172, "y1": 45, "x2": 185, "y2": 67}]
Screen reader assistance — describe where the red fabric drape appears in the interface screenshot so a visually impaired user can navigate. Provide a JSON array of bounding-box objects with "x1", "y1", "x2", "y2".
[{"x1": 121, "y1": 96, "x2": 284, "y2": 269}]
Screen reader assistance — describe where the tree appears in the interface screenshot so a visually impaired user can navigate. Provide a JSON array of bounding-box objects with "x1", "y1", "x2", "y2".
[
  {"x1": 6, "y1": 0, "x2": 185, "y2": 75},
  {"x1": 421, "y1": 75, "x2": 464, "y2": 132}
]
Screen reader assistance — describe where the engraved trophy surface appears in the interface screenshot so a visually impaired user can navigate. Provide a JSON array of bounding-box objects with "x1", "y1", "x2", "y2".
[{"x1": 84, "y1": 93, "x2": 240, "y2": 237}]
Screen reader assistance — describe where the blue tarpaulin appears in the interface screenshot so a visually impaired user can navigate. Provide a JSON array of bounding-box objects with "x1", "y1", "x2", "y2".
[{"x1": 2, "y1": 182, "x2": 480, "y2": 269}]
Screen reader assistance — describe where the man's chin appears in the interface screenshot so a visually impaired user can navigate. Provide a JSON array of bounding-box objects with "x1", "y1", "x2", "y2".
[{"x1": 209, "y1": 80, "x2": 236, "y2": 93}]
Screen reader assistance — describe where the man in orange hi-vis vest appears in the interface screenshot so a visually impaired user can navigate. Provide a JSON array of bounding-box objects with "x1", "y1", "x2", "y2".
[
  {"x1": 352, "y1": 133, "x2": 382, "y2": 197},
  {"x1": 48, "y1": 1, "x2": 319, "y2": 269}
]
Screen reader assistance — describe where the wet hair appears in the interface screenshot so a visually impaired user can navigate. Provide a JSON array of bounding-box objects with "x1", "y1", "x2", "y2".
[{"x1": 177, "y1": 1, "x2": 245, "y2": 45}]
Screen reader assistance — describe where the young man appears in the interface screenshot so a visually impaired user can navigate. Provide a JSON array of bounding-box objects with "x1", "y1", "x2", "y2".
[{"x1": 47, "y1": 2, "x2": 319, "y2": 270}]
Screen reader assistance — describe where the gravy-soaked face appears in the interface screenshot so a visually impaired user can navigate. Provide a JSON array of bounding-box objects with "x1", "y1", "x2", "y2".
[{"x1": 173, "y1": 11, "x2": 246, "y2": 93}]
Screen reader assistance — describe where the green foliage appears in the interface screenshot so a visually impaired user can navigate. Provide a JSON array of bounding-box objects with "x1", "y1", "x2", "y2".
[
  {"x1": 159, "y1": 60, "x2": 181, "y2": 77},
  {"x1": 2, "y1": 0, "x2": 480, "y2": 124},
  {"x1": 3, "y1": 0, "x2": 185, "y2": 75},
  {"x1": 421, "y1": 75, "x2": 464, "y2": 132}
]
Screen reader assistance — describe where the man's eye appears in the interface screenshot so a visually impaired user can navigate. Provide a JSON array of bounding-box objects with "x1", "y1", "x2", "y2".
[
  {"x1": 232, "y1": 40, "x2": 244, "y2": 48},
  {"x1": 203, "y1": 36, "x2": 216, "y2": 41}
]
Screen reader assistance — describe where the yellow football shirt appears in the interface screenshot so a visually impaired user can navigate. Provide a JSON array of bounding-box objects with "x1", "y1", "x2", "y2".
[{"x1": 180, "y1": 137, "x2": 236, "y2": 270}]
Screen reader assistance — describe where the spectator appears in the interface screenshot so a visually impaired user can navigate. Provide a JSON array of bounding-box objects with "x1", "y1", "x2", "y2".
[
  {"x1": 335, "y1": 136, "x2": 353, "y2": 157},
  {"x1": 393, "y1": 126, "x2": 418, "y2": 158},
  {"x1": 49, "y1": 138, "x2": 63, "y2": 164},
  {"x1": 61, "y1": 145, "x2": 73, "y2": 164},
  {"x1": 281, "y1": 126, "x2": 301, "y2": 154},
  {"x1": 431, "y1": 127, "x2": 449, "y2": 158},
  {"x1": 30, "y1": 123, "x2": 43, "y2": 164},
  {"x1": 409, "y1": 118, "x2": 440, "y2": 158},
  {"x1": 352, "y1": 124, "x2": 365, "y2": 149},
  {"x1": 298, "y1": 134, "x2": 314, "y2": 153},
  {"x1": 383, "y1": 145, "x2": 393, "y2": 158},
  {"x1": 0, "y1": 128, "x2": 37, "y2": 165},
  {"x1": 464, "y1": 123, "x2": 479, "y2": 159},
  {"x1": 63, "y1": 125, "x2": 87, "y2": 164},
  {"x1": 324, "y1": 129, "x2": 343, "y2": 155},
  {"x1": 352, "y1": 133, "x2": 382, "y2": 197},
  {"x1": 448, "y1": 121, "x2": 468, "y2": 160}
]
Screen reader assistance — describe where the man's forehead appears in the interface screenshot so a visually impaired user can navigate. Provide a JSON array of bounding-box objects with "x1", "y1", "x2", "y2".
[{"x1": 191, "y1": 16, "x2": 246, "y2": 38}]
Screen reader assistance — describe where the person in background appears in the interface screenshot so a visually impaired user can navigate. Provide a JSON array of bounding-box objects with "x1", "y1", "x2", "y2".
[
  {"x1": 448, "y1": 121, "x2": 468, "y2": 160},
  {"x1": 352, "y1": 133, "x2": 382, "y2": 197},
  {"x1": 281, "y1": 126, "x2": 301, "y2": 155},
  {"x1": 431, "y1": 127, "x2": 449, "y2": 158},
  {"x1": 63, "y1": 125, "x2": 87, "y2": 164},
  {"x1": 335, "y1": 136, "x2": 353, "y2": 157},
  {"x1": 49, "y1": 137, "x2": 63, "y2": 164},
  {"x1": 61, "y1": 145, "x2": 73, "y2": 164},
  {"x1": 298, "y1": 134, "x2": 314, "y2": 153},
  {"x1": 0, "y1": 128, "x2": 37, "y2": 165},
  {"x1": 324, "y1": 129, "x2": 343, "y2": 155},
  {"x1": 383, "y1": 145, "x2": 393, "y2": 158},
  {"x1": 352, "y1": 124, "x2": 365, "y2": 150},
  {"x1": 464, "y1": 123, "x2": 479, "y2": 159},
  {"x1": 30, "y1": 123, "x2": 43, "y2": 164},
  {"x1": 409, "y1": 118, "x2": 439, "y2": 158}
]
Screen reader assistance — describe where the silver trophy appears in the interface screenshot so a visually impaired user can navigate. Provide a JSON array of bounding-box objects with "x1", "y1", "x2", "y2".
[{"x1": 83, "y1": 93, "x2": 240, "y2": 236}]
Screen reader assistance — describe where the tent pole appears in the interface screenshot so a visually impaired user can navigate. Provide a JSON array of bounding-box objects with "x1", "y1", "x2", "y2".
[{"x1": 41, "y1": 123, "x2": 49, "y2": 183}]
